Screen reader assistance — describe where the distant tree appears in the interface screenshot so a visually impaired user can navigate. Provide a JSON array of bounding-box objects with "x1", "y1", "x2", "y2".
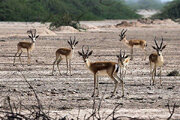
[{"x1": 152, "y1": 0, "x2": 180, "y2": 19}]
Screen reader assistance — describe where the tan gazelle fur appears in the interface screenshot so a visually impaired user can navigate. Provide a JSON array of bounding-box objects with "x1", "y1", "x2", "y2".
[
  {"x1": 78, "y1": 46, "x2": 124, "y2": 97},
  {"x1": 13, "y1": 29, "x2": 39, "y2": 66},
  {"x1": 149, "y1": 37, "x2": 166, "y2": 86},
  {"x1": 119, "y1": 29, "x2": 147, "y2": 60},
  {"x1": 117, "y1": 50, "x2": 130, "y2": 80},
  {"x1": 52, "y1": 37, "x2": 78, "y2": 76}
]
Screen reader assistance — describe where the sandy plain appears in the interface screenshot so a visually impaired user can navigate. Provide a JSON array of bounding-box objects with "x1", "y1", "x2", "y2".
[{"x1": 0, "y1": 20, "x2": 180, "y2": 119}]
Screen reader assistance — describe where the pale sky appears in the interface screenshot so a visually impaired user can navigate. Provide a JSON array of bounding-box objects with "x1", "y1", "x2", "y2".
[{"x1": 161, "y1": 0, "x2": 173, "y2": 2}]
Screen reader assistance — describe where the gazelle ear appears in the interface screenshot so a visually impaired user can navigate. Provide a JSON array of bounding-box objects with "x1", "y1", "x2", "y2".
[
  {"x1": 125, "y1": 55, "x2": 129, "y2": 58},
  {"x1": 152, "y1": 46, "x2": 157, "y2": 50},
  {"x1": 36, "y1": 35, "x2": 39, "y2": 39},
  {"x1": 78, "y1": 51, "x2": 83, "y2": 56},
  {"x1": 88, "y1": 51, "x2": 93, "y2": 56},
  {"x1": 162, "y1": 45, "x2": 166, "y2": 50},
  {"x1": 28, "y1": 35, "x2": 32, "y2": 39}
]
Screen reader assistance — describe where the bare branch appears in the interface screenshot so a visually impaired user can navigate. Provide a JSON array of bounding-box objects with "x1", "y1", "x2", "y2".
[{"x1": 167, "y1": 101, "x2": 176, "y2": 120}]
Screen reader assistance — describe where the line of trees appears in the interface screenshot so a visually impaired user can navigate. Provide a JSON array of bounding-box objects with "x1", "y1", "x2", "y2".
[{"x1": 0, "y1": 0, "x2": 140, "y2": 22}]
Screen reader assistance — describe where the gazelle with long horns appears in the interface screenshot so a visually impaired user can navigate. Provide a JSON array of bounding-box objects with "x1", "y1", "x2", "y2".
[
  {"x1": 117, "y1": 50, "x2": 130, "y2": 79},
  {"x1": 13, "y1": 29, "x2": 39, "y2": 66},
  {"x1": 149, "y1": 37, "x2": 166, "y2": 86},
  {"x1": 119, "y1": 29, "x2": 147, "y2": 60},
  {"x1": 52, "y1": 37, "x2": 78, "y2": 76},
  {"x1": 78, "y1": 46, "x2": 124, "y2": 97}
]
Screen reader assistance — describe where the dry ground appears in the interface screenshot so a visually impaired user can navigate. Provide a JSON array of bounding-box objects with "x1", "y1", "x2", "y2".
[{"x1": 0, "y1": 21, "x2": 180, "y2": 119}]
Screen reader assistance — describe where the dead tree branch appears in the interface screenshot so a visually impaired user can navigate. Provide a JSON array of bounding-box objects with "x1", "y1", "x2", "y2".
[{"x1": 167, "y1": 101, "x2": 176, "y2": 120}]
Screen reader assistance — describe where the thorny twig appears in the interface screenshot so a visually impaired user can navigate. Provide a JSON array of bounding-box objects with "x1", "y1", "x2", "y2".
[
  {"x1": 105, "y1": 104, "x2": 121, "y2": 120},
  {"x1": 167, "y1": 100, "x2": 176, "y2": 120},
  {"x1": 18, "y1": 70, "x2": 51, "y2": 120}
]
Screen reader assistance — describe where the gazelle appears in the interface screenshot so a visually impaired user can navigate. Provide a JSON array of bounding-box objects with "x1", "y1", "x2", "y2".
[
  {"x1": 52, "y1": 37, "x2": 78, "y2": 76},
  {"x1": 13, "y1": 29, "x2": 39, "y2": 66},
  {"x1": 149, "y1": 37, "x2": 166, "y2": 86},
  {"x1": 119, "y1": 29, "x2": 147, "y2": 60},
  {"x1": 117, "y1": 50, "x2": 130, "y2": 79},
  {"x1": 78, "y1": 46, "x2": 124, "y2": 97}
]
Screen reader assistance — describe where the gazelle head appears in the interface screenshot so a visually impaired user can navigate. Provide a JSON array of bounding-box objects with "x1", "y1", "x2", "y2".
[
  {"x1": 117, "y1": 50, "x2": 130, "y2": 67},
  {"x1": 27, "y1": 29, "x2": 39, "y2": 43},
  {"x1": 68, "y1": 36, "x2": 79, "y2": 50},
  {"x1": 78, "y1": 45, "x2": 93, "y2": 62},
  {"x1": 152, "y1": 37, "x2": 166, "y2": 56},
  {"x1": 119, "y1": 29, "x2": 127, "y2": 41}
]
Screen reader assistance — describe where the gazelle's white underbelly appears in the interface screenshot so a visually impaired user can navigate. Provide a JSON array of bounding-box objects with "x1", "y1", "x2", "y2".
[
  {"x1": 97, "y1": 70, "x2": 108, "y2": 76},
  {"x1": 20, "y1": 48, "x2": 33, "y2": 52},
  {"x1": 60, "y1": 54, "x2": 72, "y2": 59},
  {"x1": 156, "y1": 61, "x2": 164, "y2": 67},
  {"x1": 151, "y1": 61, "x2": 164, "y2": 67},
  {"x1": 133, "y1": 45, "x2": 142, "y2": 48}
]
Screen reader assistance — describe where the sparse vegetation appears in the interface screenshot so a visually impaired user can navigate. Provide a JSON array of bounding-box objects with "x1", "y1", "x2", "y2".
[
  {"x1": 49, "y1": 12, "x2": 82, "y2": 30},
  {"x1": 167, "y1": 70, "x2": 179, "y2": 76}
]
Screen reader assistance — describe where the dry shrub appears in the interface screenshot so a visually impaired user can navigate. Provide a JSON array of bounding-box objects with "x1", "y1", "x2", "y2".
[{"x1": 167, "y1": 70, "x2": 179, "y2": 76}]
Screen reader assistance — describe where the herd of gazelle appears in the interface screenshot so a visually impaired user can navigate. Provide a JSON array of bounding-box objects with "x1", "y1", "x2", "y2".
[{"x1": 13, "y1": 29, "x2": 166, "y2": 97}]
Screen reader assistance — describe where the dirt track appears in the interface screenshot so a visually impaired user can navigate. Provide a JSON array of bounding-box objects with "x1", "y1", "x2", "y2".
[{"x1": 0, "y1": 21, "x2": 180, "y2": 119}]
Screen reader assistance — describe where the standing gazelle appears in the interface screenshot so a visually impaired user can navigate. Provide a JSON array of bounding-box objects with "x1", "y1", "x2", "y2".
[
  {"x1": 117, "y1": 50, "x2": 130, "y2": 79},
  {"x1": 149, "y1": 37, "x2": 166, "y2": 86},
  {"x1": 52, "y1": 37, "x2": 78, "y2": 76},
  {"x1": 13, "y1": 29, "x2": 39, "y2": 66},
  {"x1": 119, "y1": 29, "x2": 147, "y2": 60},
  {"x1": 78, "y1": 46, "x2": 124, "y2": 97}
]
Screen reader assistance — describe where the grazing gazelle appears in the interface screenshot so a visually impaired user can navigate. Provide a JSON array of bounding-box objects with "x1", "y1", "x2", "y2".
[
  {"x1": 52, "y1": 37, "x2": 78, "y2": 76},
  {"x1": 149, "y1": 37, "x2": 166, "y2": 86},
  {"x1": 119, "y1": 29, "x2": 147, "y2": 60},
  {"x1": 78, "y1": 46, "x2": 124, "y2": 97},
  {"x1": 117, "y1": 50, "x2": 130, "y2": 79},
  {"x1": 13, "y1": 29, "x2": 39, "y2": 66}
]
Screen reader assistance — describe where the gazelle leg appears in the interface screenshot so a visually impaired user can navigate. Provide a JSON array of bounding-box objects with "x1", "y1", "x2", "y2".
[
  {"x1": 150, "y1": 62, "x2": 152, "y2": 85},
  {"x1": 152, "y1": 65, "x2": 156, "y2": 85},
  {"x1": 114, "y1": 74, "x2": 124, "y2": 97},
  {"x1": 13, "y1": 48, "x2": 21, "y2": 66},
  {"x1": 18, "y1": 50, "x2": 23, "y2": 66},
  {"x1": 144, "y1": 48, "x2": 147, "y2": 60},
  {"x1": 92, "y1": 73, "x2": 97, "y2": 97},
  {"x1": 13, "y1": 52, "x2": 19, "y2": 66},
  {"x1": 119, "y1": 67, "x2": 122, "y2": 78},
  {"x1": 130, "y1": 47, "x2": 133, "y2": 60},
  {"x1": 160, "y1": 67, "x2": 162, "y2": 86},
  {"x1": 152, "y1": 68, "x2": 155, "y2": 86},
  {"x1": 52, "y1": 55, "x2": 60, "y2": 75},
  {"x1": 57, "y1": 58, "x2": 62, "y2": 75},
  {"x1": 123, "y1": 69, "x2": 126, "y2": 79},
  {"x1": 66, "y1": 57, "x2": 69, "y2": 75},
  {"x1": 69, "y1": 59, "x2": 72, "y2": 76},
  {"x1": 27, "y1": 50, "x2": 31, "y2": 66},
  {"x1": 109, "y1": 75, "x2": 119, "y2": 97},
  {"x1": 52, "y1": 59, "x2": 57, "y2": 75},
  {"x1": 96, "y1": 75, "x2": 99, "y2": 96}
]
